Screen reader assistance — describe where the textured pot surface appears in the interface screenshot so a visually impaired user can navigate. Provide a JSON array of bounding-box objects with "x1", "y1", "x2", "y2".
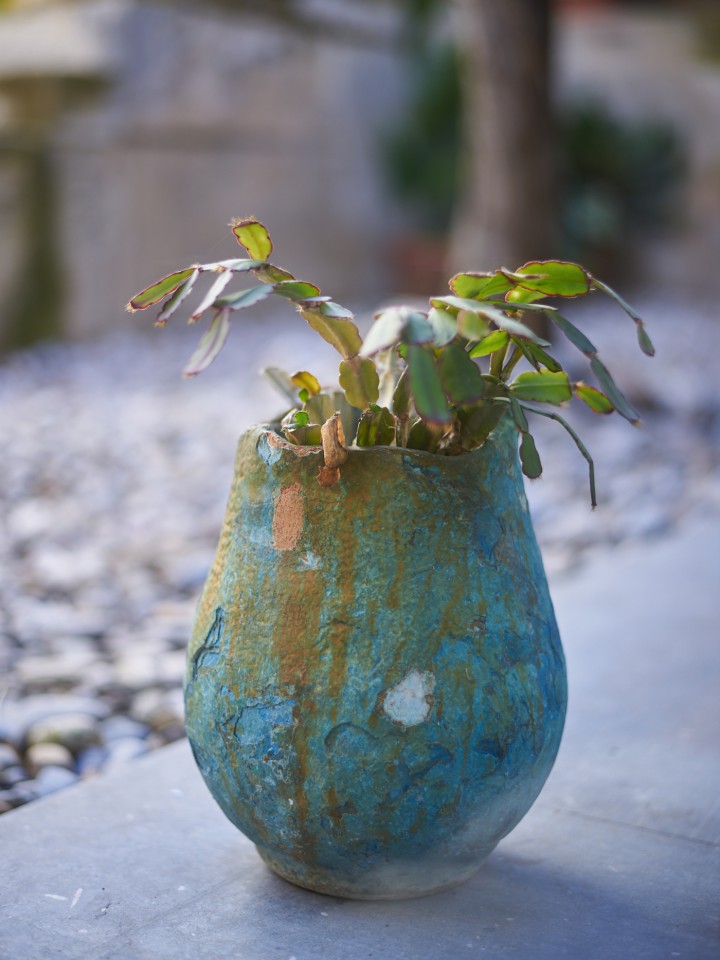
[{"x1": 185, "y1": 422, "x2": 567, "y2": 899}]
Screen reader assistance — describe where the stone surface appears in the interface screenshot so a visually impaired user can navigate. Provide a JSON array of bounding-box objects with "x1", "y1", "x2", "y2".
[{"x1": 0, "y1": 518, "x2": 717, "y2": 958}]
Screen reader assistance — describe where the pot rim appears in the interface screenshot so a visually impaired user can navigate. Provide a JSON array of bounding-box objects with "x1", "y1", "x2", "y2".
[{"x1": 255, "y1": 415, "x2": 514, "y2": 470}]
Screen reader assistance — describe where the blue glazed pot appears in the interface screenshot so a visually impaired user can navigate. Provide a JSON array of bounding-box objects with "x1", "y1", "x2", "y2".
[{"x1": 185, "y1": 420, "x2": 567, "y2": 899}]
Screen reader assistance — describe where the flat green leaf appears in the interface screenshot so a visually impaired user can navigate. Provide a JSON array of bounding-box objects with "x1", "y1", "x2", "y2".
[
  {"x1": 449, "y1": 271, "x2": 513, "y2": 300},
  {"x1": 406, "y1": 418, "x2": 443, "y2": 452},
  {"x1": 469, "y1": 330, "x2": 509, "y2": 358},
  {"x1": 550, "y1": 312, "x2": 597, "y2": 357},
  {"x1": 213, "y1": 259, "x2": 265, "y2": 272},
  {"x1": 330, "y1": 391, "x2": 362, "y2": 449},
  {"x1": 262, "y1": 366, "x2": 298, "y2": 406},
  {"x1": 155, "y1": 268, "x2": 200, "y2": 325},
  {"x1": 437, "y1": 344, "x2": 485, "y2": 405},
  {"x1": 316, "y1": 301, "x2": 354, "y2": 319},
  {"x1": 290, "y1": 371, "x2": 321, "y2": 396},
  {"x1": 231, "y1": 217, "x2": 273, "y2": 261},
  {"x1": 637, "y1": 324, "x2": 656, "y2": 357},
  {"x1": 493, "y1": 313, "x2": 550, "y2": 345},
  {"x1": 457, "y1": 403, "x2": 507, "y2": 448},
  {"x1": 189, "y1": 270, "x2": 234, "y2": 322},
  {"x1": 574, "y1": 382, "x2": 614, "y2": 414},
  {"x1": 305, "y1": 392, "x2": 336, "y2": 426},
  {"x1": 361, "y1": 306, "x2": 433, "y2": 357},
  {"x1": 391, "y1": 367, "x2": 412, "y2": 419},
  {"x1": 426, "y1": 306, "x2": 457, "y2": 347},
  {"x1": 496, "y1": 300, "x2": 557, "y2": 313},
  {"x1": 338, "y1": 356, "x2": 380, "y2": 410},
  {"x1": 510, "y1": 371, "x2": 572, "y2": 404},
  {"x1": 519, "y1": 342, "x2": 564, "y2": 373},
  {"x1": 515, "y1": 261, "x2": 591, "y2": 298},
  {"x1": 504, "y1": 286, "x2": 548, "y2": 304},
  {"x1": 301, "y1": 308, "x2": 363, "y2": 358},
  {"x1": 183, "y1": 308, "x2": 231, "y2": 377},
  {"x1": 591, "y1": 278, "x2": 656, "y2": 357},
  {"x1": 272, "y1": 280, "x2": 322, "y2": 300},
  {"x1": 508, "y1": 395, "x2": 529, "y2": 432},
  {"x1": 590, "y1": 358, "x2": 640, "y2": 424},
  {"x1": 127, "y1": 268, "x2": 196, "y2": 311},
  {"x1": 407, "y1": 345, "x2": 452, "y2": 425},
  {"x1": 457, "y1": 310, "x2": 490, "y2": 341},
  {"x1": 430, "y1": 294, "x2": 499, "y2": 315},
  {"x1": 282, "y1": 423, "x2": 323, "y2": 446},
  {"x1": 253, "y1": 263, "x2": 295, "y2": 284},
  {"x1": 519, "y1": 402, "x2": 597, "y2": 507},
  {"x1": 355, "y1": 405, "x2": 396, "y2": 447},
  {"x1": 214, "y1": 284, "x2": 274, "y2": 311},
  {"x1": 519, "y1": 431, "x2": 542, "y2": 479}
]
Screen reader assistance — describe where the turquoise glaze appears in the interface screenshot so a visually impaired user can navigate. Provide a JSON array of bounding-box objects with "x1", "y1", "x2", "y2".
[{"x1": 185, "y1": 420, "x2": 567, "y2": 899}]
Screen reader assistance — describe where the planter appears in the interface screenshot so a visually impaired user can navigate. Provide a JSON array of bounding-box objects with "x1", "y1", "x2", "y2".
[{"x1": 185, "y1": 419, "x2": 567, "y2": 900}]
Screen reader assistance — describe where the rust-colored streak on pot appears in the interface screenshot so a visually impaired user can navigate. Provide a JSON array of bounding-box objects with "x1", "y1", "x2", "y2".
[{"x1": 273, "y1": 483, "x2": 304, "y2": 550}]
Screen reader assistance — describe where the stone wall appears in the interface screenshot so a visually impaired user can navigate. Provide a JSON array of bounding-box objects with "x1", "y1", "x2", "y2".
[{"x1": 0, "y1": 0, "x2": 409, "y2": 345}]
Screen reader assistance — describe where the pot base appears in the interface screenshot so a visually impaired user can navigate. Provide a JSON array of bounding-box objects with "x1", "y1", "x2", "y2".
[{"x1": 256, "y1": 844, "x2": 486, "y2": 901}]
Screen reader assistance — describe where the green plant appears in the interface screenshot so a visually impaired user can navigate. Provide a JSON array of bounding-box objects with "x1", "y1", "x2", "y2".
[{"x1": 127, "y1": 217, "x2": 654, "y2": 506}]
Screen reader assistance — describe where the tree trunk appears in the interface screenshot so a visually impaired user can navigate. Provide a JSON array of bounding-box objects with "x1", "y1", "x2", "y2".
[{"x1": 449, "y1": 0, "x2": 555, "y2": 274}]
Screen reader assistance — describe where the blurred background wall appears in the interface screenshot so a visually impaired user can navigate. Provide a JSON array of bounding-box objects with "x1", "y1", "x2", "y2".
[{"x1": 0, "y1": 0, "x2": 717, "y2": 350}]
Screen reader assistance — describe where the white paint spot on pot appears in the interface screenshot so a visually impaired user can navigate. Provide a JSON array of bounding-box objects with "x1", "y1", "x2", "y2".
[{"x1": 382, "y1": 669, "x2": 436, "y2": 727}]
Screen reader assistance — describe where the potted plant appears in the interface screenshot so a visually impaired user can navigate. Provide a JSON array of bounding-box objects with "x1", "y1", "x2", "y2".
[{"x1": 127, "y1": 217, "x2": 653, "y2": 900}]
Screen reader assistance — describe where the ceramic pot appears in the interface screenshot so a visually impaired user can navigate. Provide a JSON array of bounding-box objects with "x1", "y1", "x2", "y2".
[{"x1": 185, "y1": 420, "x2": 567, "y2": 899}]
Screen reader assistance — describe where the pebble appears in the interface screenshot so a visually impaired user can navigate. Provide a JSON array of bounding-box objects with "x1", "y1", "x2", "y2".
[
  {"x1": 25, "y1": 714, "x2": 102, "y2": 755},
  {"x1": 0, "y1": 744, "x2": 20, "y2": 770},
  {"x1": 0, "y1": 302, "x2": 718, "y2": 816},
  {"x1": 24, "y1": 742, "x2": 76, "y2": 776}
]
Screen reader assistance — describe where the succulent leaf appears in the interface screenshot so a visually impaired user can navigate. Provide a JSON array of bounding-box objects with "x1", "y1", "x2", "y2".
[
  {"x1": 183, "y1": 308, "x2": 231, "y2": 377},
  {"x1": 338, "y1": 356, "x2": 380, "y2": 410},
  {"x1": 155, "y1": 268, "x2": 200, "y2": 325},
  {"x1": 468, "y1": 330, "x2": 509, "y2": 358},
  {"x1": 301, "y1": 308, "x2": 363, "y2": 359},
  {"x1": 449, "y1": 271, "x2": 513, "y2": 299},
  {"x1": 574, "y1": 382, "x2": 614, "y2": 414},
  {"x1": 355, "y1": 405, "x2": 396, "y2": 447},
  {"x1": 437, "y1": 344, "x2": 485, "y2": 405},
  {"x1": 407, "y1": 345, "x2": 452, "y2": 425},
  {"x1": 127, "y1": 268, "x2": 196, "y2": 312},
  {"x1": 231, "y1": 217, "x2": 273, "y2": 261},
  {"x1": 514, "y1": 261, "x2": 591, "y2": 298},
  {"x1": 510, "y1": 371, "x2": 572, "y2": 405},
  {"x1": 290, "y1": 371, "x2": 322, "y2": 396}
]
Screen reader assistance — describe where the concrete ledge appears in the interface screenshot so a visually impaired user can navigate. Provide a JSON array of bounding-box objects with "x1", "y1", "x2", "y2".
[{"x1": 1, "y1": 520, "x2": 718, "y2": 960}]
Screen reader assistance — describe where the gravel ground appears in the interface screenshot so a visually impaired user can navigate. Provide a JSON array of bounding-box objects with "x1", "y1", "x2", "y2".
[{"x1": 1, "y1": 294, "x2": 718, "y2": 814}]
